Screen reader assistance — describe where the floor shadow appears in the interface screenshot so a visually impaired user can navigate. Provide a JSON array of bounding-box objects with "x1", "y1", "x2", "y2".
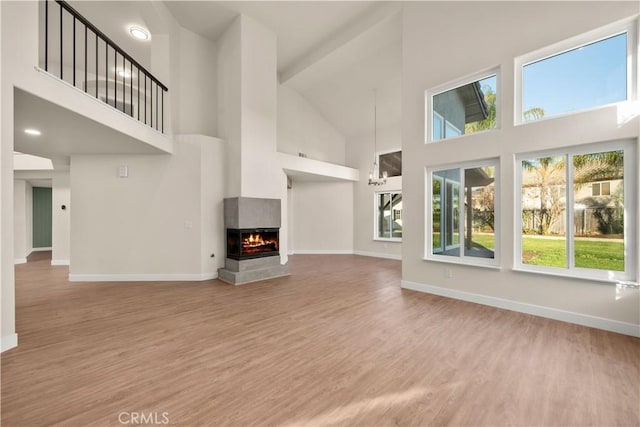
[{"x1": 26, "y1": 251, "x2": 52, "y2": 263}]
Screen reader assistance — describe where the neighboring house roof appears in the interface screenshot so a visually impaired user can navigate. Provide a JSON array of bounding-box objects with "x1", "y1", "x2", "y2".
[
  {"x1": 458, "y1": 81, "x2": 490, "y2": 124},
  {"x1": 465, "y1": 167, "x2": 494, "y2": 187}
]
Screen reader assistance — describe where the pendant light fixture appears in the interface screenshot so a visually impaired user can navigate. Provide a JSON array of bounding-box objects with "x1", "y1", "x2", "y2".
[{"x1": 368, "y1": 89, "x2": 387, "y2": 186}]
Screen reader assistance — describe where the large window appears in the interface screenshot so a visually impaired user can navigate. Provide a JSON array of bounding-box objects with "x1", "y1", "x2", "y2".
[
  {"x1": 516, "y1": 140, "x2": 636, "y2": 282},
  {"x1": 426, "y1": 71, "x2": 498, "y2": 143},
  {"x1": 517, "y1": 22, "x2": 635, "y2": 123},
  {"x1": 376, "y1": 191, "x2": 402, "y2": 241},
  {"x1": 428, "y1": 160, "x2": 499, "y2": 266}
]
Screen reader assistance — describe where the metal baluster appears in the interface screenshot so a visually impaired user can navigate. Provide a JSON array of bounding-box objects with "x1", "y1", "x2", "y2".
[
  {"x1": 144, "y1": 74, "x2": 147, "y2": 125},
  {"x1": 105, "y1": 41, "x2": 108, "y2": 104},
  {"x1": 45, "y1": 0, "x2": 49, "y2": 71},
  {"x1": 95, "y1": 31, "x2": 98, "y2": 98},
  {"x1": 130, "y1": 61, "x2": 133, "y2": 117},
  {"x1": 114, "y1": 49, "x2": 117, "y2": 108},
  {"x1": 150, "y1": 78, "x2": 153, "y2": 128},
  {"x1": 84, "y1": 25, "x2": 87, "y2": 92},
  {"x1": 59, "y1": 4, "x2": 63, "y2": 79},
  {"x1": 73, "y1": 16, "x2": 76, "y2": 86}
]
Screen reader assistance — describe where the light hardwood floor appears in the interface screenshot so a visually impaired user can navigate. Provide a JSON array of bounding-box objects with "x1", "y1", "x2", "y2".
[{"x1": 2, "y1": 252, "x2": 639, "y2": 426}]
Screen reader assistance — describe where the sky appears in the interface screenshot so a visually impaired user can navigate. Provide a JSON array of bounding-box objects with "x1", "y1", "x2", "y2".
[{"x1": 522, "y1": 33, "x2": 627, "y2": 119}]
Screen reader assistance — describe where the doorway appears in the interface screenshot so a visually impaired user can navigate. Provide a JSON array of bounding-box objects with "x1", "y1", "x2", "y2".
[{"x1": 32, "y1": 186, "x2": 52, "y2": 249}]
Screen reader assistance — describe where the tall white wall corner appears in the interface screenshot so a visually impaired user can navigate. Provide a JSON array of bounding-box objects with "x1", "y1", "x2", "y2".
[
  {"x1": 52, "y1": 171, "x2": 70, "y2": 265},
  {"x1": 1, "y1": 0, "x2": 17, "y2": 355}
]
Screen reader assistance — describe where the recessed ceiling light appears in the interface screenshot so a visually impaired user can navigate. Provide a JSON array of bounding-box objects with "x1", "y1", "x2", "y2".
[
  {"x1": 129, "y1": 26, "x2": 149, "y2": 41},
  {"x1": 24, "y1": 128, "x2": 41, "y2": 136}
]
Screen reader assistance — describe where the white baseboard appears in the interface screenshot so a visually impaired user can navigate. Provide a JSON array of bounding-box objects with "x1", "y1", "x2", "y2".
[
  {"x1": 14, "y1": 258, "x2": 27, "y2": 265},
  {"x1": 1, "y1": 333, "x2": 18, "y2": 352},
  {"x1": 291, "y1": 250, "x2": 354, "y2": 255},
  {"x1": 401, "y1": 280, "x2": 640, "y2": 338},
  {"x1": 354, "y1": 250, "x2": 402, "y2": 260},
  {"x1": 51, "y1": 259, "x2": 70, "y2": 266},
  {"x1": 32, "y1": 247, "x2": 52, "y2": 252},
  {"x1": 69, "y1": 272, "x2": 218, "y2": 282}
]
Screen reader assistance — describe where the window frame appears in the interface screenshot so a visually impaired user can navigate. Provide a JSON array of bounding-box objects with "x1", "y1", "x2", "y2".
[
  {"x1": 425, "y1": 67, "x2": 501, "y2": 144},
  {"x1": 425, "y1": 158, "x2": 501, "y2": 267},
  {"x1": 374, "y1": 190, "x2": 403, "y2": 242},
  {"x1": 514, "y1": 139, "x2": 637, "y2": 283},
  {"x1": 514, "y1": 18, "x2": 638, "y2": 126}
]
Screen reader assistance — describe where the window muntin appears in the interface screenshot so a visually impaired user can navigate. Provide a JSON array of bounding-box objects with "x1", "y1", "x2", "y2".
[
  {"x1": 516, "y1": 19, "x2": 637, "y2": 124},
  {"x1": 516, "y1": 141, "x2": 635, "y2": 282},
  {"x1": 427, "y1": 71, "x2": 499, "y2": 143},
  {"x1": 376, "y1": 191, "x2": 402, "y2": 241},
  {"x1": 428, "y1": 160, "x2": 498, "y2": 265},
  {"x1": 379, "y1": 151, "x2": 402, "y2": 178}
]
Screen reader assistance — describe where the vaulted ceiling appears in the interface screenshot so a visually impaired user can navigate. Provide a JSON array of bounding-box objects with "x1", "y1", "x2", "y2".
[
  {"x1": 59, "y1": 1, "x2": 402, "y2": 141},
  {"x1": 165, "y1": 0, "x2": 402, "y2": 138}
]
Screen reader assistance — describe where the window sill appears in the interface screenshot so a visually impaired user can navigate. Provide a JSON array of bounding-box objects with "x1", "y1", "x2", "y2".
[
  {"x1": 426, "y1": 127, "x2": 498, "y2": 144},
  {"x1": 374, "y1": 238, "x2": 402, "y2": 243},
  {"x1": 423, "y1": 256, "x2": 501, "y2": 270},
  {"x1": 512, "y1": 266, "x2": 637, "y2": 286}
]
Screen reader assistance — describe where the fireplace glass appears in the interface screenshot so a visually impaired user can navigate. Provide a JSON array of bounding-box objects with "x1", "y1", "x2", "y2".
[{"x1": 227, "y1": 228, "x2": 279, "y2": 260}]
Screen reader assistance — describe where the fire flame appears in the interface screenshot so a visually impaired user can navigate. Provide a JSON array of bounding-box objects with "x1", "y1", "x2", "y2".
[{"x1": 244, "y1": 233, "x2": 265, "y2": 247}]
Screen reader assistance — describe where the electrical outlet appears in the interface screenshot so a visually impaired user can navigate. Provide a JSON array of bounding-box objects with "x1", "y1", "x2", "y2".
[{"x1": 445, "y1": 267, "x2": 453, "y2": 279}]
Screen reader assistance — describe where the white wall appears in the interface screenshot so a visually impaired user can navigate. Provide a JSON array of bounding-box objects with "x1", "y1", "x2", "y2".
[
  {"x1": 402, "y1": 1, "x2": 640, "y2": 335},
  {"x1": 51, "y1": 171, "x2": 69, "y2": 265},
  {"x1": 217, "y1": 17, "x2": 242, "y2": 198},
  {"x1": 238, "y1": 15, "x2": 280, "y2": 200},
  {"x1": 290, "y1": 180, "x2": 353, "y2": 254},
  {"x1": 196, "y1": 135, "x2": 226, "y2": 275},
  {"x1": 70, "y1": 136, "x2": 225, "y2": 280},
  {"x1": 278, "y1": 85, "x2": 346, "y2": 164},
  {"x1": 347, "y1": 123, "x2": 402, "y2": 259},
  {"x1": 13, "y1": 180, "x2": 32, "y2": 263},
  {"x1": 178, "y1": 28, "x2": 217, "y2": 137},
  {"x1": 1, "y1": 0, "x2": 18, "y2": 352}
]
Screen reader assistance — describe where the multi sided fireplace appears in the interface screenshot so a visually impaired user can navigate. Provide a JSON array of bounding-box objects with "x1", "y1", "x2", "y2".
[
  {"x1": 227, "y1": 228, "x2": 279, "y2": 260},
  {"x1": 219, "y1": 197, "x2": 288, "y2": 285}
]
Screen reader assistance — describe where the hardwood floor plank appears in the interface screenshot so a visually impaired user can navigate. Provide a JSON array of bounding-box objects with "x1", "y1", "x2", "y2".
[{"x1": 2, "y1": 253, "x2": 639, "y2": 426}]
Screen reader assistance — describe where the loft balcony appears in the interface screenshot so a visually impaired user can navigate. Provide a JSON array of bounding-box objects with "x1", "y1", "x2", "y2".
[
  {"x1": 40, "y1": 0, "x2": 168, "y2": 134},
  {"x1": 2, "y1": 0, "x2": 173, "y2": 160}
]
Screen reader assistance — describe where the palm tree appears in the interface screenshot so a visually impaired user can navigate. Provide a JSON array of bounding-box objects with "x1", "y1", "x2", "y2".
[
  {"x1": 573, "y1": 150, "x2": 624, "y2": 184},
  {"x1": 522, "y1": 156, "x2": 565, "y2": 235}
]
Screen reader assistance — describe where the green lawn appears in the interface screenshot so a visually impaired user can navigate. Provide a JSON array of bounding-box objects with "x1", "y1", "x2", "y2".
[
  {"x1": 523, "y1": 236, "x2": 624, "y2": 271},
  {"x1": 432, "y1": 233, "x2": 459, "y2": 249},
  {"x1": 432, "y1": 232, "x2": 624, "y2": 271}
]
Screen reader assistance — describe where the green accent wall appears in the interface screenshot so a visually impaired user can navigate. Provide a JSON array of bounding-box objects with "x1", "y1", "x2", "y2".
[{"x1": 33, "y1": 187, "x2": 52, "y2": 248}]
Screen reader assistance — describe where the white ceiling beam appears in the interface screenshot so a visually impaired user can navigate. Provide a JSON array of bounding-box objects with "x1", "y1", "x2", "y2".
[{"x1": 279, "y1": 2, "x2": 402, "y2": 85}]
